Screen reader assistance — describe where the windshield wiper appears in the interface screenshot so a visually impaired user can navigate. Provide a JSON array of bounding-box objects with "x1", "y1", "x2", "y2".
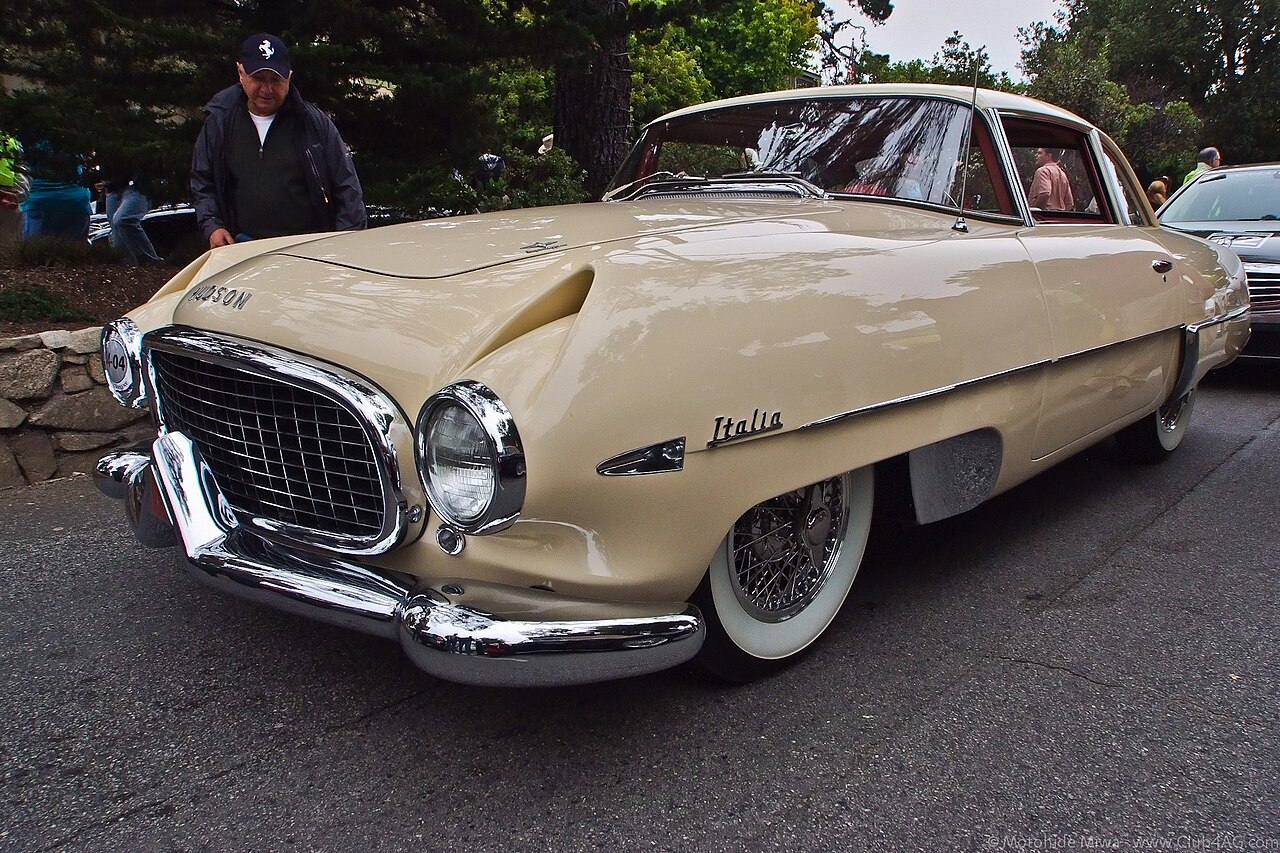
[
  {"x1": 604, "y1": 171, "x2": 708, "y2": 201},
  {"x1": 719, "y1": 170, "x2": 828, "y2": 198}
]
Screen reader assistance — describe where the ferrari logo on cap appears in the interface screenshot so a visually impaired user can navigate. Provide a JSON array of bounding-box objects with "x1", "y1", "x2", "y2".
[{"x1": 259, "y1": 39, "x2": 274, "y2": 59}]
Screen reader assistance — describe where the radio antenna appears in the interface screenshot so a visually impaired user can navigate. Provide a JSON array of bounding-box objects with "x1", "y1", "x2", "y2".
[{"x1": 952, "y1": 48, "x2": 983, "y2": 234}]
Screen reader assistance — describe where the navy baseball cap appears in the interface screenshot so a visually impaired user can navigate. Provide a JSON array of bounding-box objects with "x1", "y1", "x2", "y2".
[{"x1": 239, "y1": 33, "x2": 291, "y2": 78}]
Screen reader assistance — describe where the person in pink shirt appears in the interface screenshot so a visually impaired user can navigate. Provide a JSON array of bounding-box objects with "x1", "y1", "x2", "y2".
[{"x1": 1029, "y1": 147, "x2": 1075, "y2": 211}]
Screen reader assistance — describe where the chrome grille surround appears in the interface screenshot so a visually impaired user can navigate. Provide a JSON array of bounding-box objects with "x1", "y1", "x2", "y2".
[
  {"x1": 1243, "y1": 263, "x2": 1280, "y2": 311},
  {"x1": 142, "y1": 328, "x2": 413, "y2": 556}
]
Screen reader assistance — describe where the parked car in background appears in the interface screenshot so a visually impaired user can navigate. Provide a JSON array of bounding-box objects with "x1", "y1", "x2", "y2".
[
  {"x1": 89, "y1": 203, "x2": 204, "y2": 265},
  {"x1": 1159, "y1": 163, "x2": 1280, "y2": 360},
  {"x1": 95, "y1": 84, "x2": 1250, "y2": 688}
]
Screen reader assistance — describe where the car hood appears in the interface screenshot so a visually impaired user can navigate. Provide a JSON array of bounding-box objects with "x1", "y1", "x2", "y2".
[
  {"x1": 156, "y1": 198, "x2": 1002, "y2": 443},
  {"x1": 274, "y1": 199, "x2": 862, "y2": 278},
  {"x1": 1162, "y1": 220, "x2": 1280, "y2": 264}
]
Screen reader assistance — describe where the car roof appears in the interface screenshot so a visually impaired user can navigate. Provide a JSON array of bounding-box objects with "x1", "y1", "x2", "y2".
[
  {"x1": 650, "y1": 84, "x2": 1093, "y2": 132},
  {"x1": 1189, "y1": 162, "x2": 1280, "y2": 179}
]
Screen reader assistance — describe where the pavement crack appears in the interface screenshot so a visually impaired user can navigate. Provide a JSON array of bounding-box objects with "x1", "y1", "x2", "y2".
[
  {"x1": 983, "y1": 653, "x2": 1267, "y2": 731},
  {"x1": 988, "y1": 654, "x2": 1121, "y2": 689}
]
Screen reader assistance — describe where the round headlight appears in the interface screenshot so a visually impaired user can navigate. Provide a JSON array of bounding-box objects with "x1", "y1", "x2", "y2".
[
  {"x1": 424, "y1": 403, "x2": 494, "y2": 524},
  {"x1": 101, "y1": 318, "x2": 147, "y2": 409},
  {"x1": 416, "y1": 381, "x2": 526, "y2": 534}
]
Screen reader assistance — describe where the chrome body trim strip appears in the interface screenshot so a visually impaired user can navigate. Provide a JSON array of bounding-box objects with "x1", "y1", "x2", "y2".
[
  {"x1": 597, "y1": 437, "x2": 686, "y2": 476},
  {"x1": 142, "y1": 328, "x2": 412, "y2": 556},
  {"x1": 96, "y1": 437, "x2": 702, "y2": 687},
  {"x1": 799, "y1": 359, "x2": 1049, "y2": 431},
  {"x1": 800, "y1": 321, "x2": 1229, "y2": 432},
  {"x1": 415, "y1": 380, "x2": 527, "y2": 535}
]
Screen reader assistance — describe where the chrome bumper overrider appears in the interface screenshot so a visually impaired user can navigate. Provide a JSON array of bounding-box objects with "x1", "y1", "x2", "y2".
[{"x1": 96, "y1": 434, "x2": 704, "y2": 687}]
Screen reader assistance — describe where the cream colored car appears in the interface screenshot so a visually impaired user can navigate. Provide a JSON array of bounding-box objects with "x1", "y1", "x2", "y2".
[{"x1": 97, "y1": 85, "x2": 1250, "y2": 686}]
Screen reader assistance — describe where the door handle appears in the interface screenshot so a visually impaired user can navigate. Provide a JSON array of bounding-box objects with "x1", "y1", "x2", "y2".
[{"x1": 1151, "y1": 259, "x2": 1174, "y2": 274}]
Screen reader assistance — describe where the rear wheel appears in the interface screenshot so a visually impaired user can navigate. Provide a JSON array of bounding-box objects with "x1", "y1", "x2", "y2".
[
  {"x1": 1115, "y1": 388, "x2": 1195, "y2": 464},
  {"x1": 694, "y1": 467, "x2": 874, "y2": 682}
]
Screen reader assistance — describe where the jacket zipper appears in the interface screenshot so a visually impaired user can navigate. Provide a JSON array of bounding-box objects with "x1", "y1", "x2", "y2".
[{"x1": 305, "y1": 148, "x2": 330, "y2": 205}]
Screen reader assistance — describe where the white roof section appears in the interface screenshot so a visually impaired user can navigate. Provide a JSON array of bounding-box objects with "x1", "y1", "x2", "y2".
[{"x1": 651, "y1": 84, "x2": 1090, "y2": 131}]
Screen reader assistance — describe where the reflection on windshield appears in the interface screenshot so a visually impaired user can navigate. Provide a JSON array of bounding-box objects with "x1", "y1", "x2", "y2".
[
  {"x1": 608, "y1": 97, "x2": 977, "y2": 208},
  {"x1": 1162, "y1": 170, "x2": 1280, "y2": 223}
]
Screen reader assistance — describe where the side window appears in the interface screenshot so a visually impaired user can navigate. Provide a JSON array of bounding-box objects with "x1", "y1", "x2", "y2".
[
  {"x1": 1099, "y1": 146, "x2": 1148, "y2": 225},
  {"x1": 1001, "y1": 117, "x2": 1112, "y2": 223}
]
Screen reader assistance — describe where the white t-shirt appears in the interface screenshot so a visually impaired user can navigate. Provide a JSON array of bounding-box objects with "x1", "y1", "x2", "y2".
[{"x1": 249, "y1": 112, "x2": 275, "y2": 146}]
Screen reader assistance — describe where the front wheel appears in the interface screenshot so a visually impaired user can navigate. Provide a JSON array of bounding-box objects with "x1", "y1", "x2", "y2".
[
  {"x1": 1115, "y1": 388, "x2": 1195, "y2": 464},
  {"x1": 693, "y1": 467, "x2": 874, "y2": 682}
]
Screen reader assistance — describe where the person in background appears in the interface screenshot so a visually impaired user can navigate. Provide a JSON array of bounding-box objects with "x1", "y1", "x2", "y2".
[
  {"x1": 1028, "y1": 147, "x2": 1074, "y2": 211},
  {"x1": 0, "y1": 130, "x2": 24, "y2": 246},
  {"x1": 190, "y1": 32, "x2": 365, "y2": 249},
  {"x1": 104, "y1": 169, "x2": 162, "y2": 265},
  {"x1": 1183, "y1": 147, "x2": 1221, "y2": 187},
  {"x1": 1146, "y1": 179, "x2": 1168, "y2": 209},
  {"x1": 17, "y1": 136, "x2": 91, "y2": 242}
]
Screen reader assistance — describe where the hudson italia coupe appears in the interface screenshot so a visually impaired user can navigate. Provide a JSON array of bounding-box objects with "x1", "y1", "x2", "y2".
[
  {"x1": 97, "y1": 85, "x2": 1250, "y2": 686},
  {"x1": 1158, "y1": 162, "x2": 1280, "y2": 360}
]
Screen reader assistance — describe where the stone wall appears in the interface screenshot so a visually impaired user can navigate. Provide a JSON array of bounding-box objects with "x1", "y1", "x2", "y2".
[{"x1": 1, "y1": 327, "x2": 154, "y2": 490}]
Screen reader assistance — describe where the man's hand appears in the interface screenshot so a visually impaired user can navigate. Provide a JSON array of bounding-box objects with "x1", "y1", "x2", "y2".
[{"x1": 209, "y1": 228, "x2": 235, "y2": 248}]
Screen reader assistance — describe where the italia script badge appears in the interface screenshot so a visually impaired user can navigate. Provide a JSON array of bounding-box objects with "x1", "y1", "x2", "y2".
[
  {"x1": 185, "y1": 284, "x2": 253, "y2": 310},
  {"x1": 708, "y1": 409, "x2": 783, "y2": 447}
]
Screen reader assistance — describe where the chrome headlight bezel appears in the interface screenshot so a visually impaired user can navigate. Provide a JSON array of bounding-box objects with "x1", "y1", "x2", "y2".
[
  {"x1": 101, "y1": 318, "x2": 148, "y2": 409},
  {"x1": 415, "y1": 381, "x2": 526, "y2": 535}
]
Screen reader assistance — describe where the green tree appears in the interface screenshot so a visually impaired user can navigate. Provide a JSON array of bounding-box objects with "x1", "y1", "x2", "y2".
[
  {"x1": 852, "y1": 32, "x2": 1019, "y2": 90},
  {"x1": 1020, "y1": 0, "x2": 1280, "y2": 169}
]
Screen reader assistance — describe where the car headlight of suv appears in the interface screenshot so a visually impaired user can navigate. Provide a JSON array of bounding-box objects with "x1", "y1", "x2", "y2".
[
  {"x1": 415, "y1": 381, "x2": 526, "y2": 534},
  {"x1": 101, "y1": 318, "x2": 148, "y2": 409}
]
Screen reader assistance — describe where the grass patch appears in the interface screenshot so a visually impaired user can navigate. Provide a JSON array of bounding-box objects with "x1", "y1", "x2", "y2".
[
  {"x1": 0, "y1": 283, "x2": 93, "y2": 323},
  {"x1": 0, "y1": 235, "x2": 109, "y2": 269}
]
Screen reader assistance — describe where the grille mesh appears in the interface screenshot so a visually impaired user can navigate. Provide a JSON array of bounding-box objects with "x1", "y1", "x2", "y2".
[{"x1": 150, "y1": 349, "x2": 385, "y2": 539}]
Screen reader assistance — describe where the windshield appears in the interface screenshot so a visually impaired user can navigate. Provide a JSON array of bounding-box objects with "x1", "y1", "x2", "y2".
[
  {"x1": 607, "y1": 96, "x2": 1007, "y2": 212},
  {"x1": 1161, "y1": 168, "x2": 1280, "y2": 223}
]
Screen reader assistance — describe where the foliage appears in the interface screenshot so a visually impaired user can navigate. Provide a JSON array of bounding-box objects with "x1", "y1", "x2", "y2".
[
  {"x1": 1020, "y1": 0, "x2": 1279, "y2": 176},
  {"x1": 630, "y1": 25, "x2": 714, "y2": 129},
  {"x1": 0, "y1": 282, "x2": 93, "y2": 323},
  {"x1": 853, "y1": 32, "x2": 1021, "y2": 91},
  {"x1": 679, "y1": 0, "x2": 820, "y2": 98}
]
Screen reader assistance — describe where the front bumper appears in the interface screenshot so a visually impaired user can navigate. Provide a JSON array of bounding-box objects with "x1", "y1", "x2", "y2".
[{"x1": 96, "y1": 433, "x2": 705, "y2": 687}]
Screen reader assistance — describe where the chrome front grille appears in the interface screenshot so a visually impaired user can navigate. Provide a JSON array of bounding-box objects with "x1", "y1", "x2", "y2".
[
  {"x1": 1244, "y1": 265, "x2": 1280, "y2": 311},
  {"x1": 149, "y1": 348, "x2": 386, "y2": 541}
]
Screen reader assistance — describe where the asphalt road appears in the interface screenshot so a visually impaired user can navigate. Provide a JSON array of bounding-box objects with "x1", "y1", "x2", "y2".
[{"x1": 2, "y1": 366, "x2": 1278, "y2": 853}]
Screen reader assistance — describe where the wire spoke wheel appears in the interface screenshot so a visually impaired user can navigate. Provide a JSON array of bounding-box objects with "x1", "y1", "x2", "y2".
[{"x1": 696, "y1": 466, "x2": 874, "y2": 681}]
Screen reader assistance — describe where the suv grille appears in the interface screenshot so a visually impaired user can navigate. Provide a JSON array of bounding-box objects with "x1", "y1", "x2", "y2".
[
  {"x1": 149, "y1": 349, "x2": 385, "y2": 539},
  {"x1": 1244, "y1": 265, "x2": 1280, "y2": 311}
]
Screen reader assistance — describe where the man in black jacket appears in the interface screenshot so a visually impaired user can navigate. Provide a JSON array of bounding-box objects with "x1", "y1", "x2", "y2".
[{"x1": 190, "y1": 33, "x2": 366, "y2": 248}]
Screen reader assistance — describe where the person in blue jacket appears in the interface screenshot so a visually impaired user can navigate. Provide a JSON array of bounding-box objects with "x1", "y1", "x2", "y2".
[
  {"x1": 17, "y1": 136, "x2": 91, "y2": 242},
  {"x1": 190, "y1": 33, "x2": 366, "y2": 249}
]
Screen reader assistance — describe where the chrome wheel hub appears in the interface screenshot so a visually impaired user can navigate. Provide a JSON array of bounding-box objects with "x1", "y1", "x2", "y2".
[
  {"x1": 729, "y1": 476, "x2": 849, "y2": 622},
  {"x1": 1158, "y1": 392, "x2": 1191, "y2": 433}
]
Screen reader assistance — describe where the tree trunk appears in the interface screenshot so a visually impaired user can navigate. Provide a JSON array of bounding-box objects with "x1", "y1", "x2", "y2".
[{"x1": 553, "y1": 0, "x2": 632, "y2": 200}]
